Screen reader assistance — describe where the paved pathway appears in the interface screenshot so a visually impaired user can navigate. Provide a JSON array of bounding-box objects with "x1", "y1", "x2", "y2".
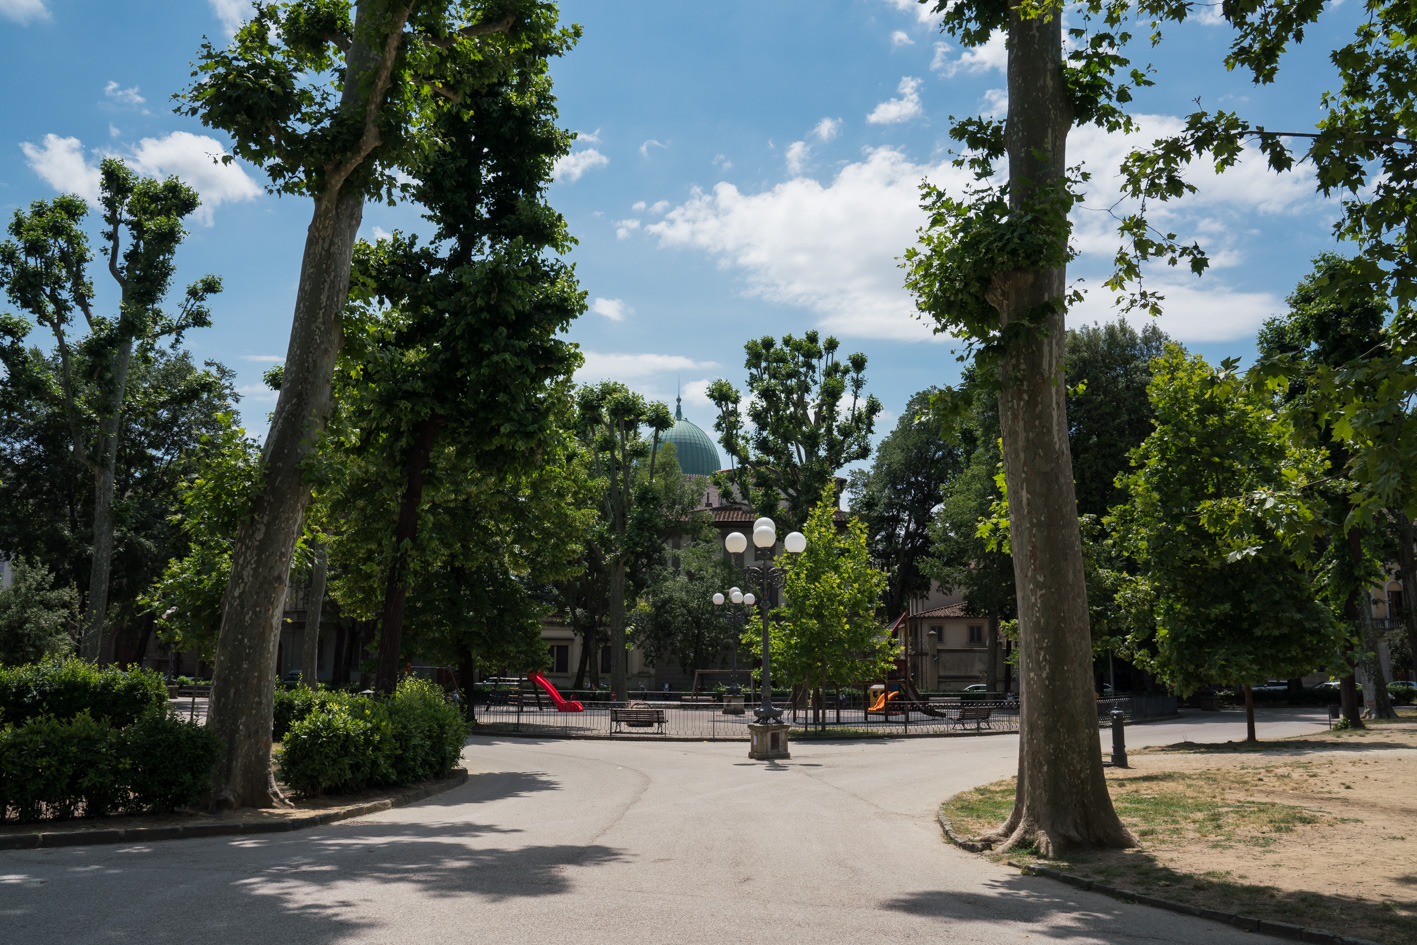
[{"x1": 0, "y1": 708, "x2": 1329, "y2": 944}]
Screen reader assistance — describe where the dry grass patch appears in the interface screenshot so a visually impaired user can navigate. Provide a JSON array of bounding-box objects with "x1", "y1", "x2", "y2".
[{"x1": 943, "y1": 714, "x2": 1417, "y2": 945}]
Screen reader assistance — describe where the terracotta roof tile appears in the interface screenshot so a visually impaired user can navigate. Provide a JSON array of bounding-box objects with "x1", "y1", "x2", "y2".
[{"x1": 912, "y1": 602, "x2": 971, "y2": 619}]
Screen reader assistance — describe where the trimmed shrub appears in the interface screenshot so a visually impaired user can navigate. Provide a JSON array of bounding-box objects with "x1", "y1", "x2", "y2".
[
  {"x1": 272, "y1": 685, "x2": 324, "y2": 741},
  {"x1": 122, "y1": 714, "x2": 221, "y2": 813},
  {"x1": 278, "y1": 678, "x2": 465, "y2": 797},
  {"x1": 0, "y1": 658, "x2": 167, "y2": 727},
  {"x1": 0, "y1": 712, "x2": 120, "y2": 822}
]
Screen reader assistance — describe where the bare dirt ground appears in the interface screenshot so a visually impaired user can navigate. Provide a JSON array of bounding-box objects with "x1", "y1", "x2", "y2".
[{"x1": 945, "y1": 711, "x2": 1417, "y2": 945}]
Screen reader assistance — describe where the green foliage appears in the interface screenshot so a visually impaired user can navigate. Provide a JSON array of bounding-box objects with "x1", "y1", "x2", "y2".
[
  {"x1": 709, "y1": 332, "x2": 882, "y2": 531},
  {"x1": 147, "y1": 412, "x2": 265, "y2": 660},
  {"x1": 752, "y1": 484, "x2": 894, "y2": 690},
  {"x1": 0, "y1": 710, "x2": 219, "y2": 822},
  {"x1": 119, "y1": 714, "x2": 222, "y2": 814},
  {"x1": 0, "y1": 658, "x2": 167, "y2": 727},
  {"x1": 0, "y1": 557, "x2": 77, "y2": 664},
  {"x1": 848, "y1": 387, "x2": 967, "y2": 617},
  {"x1": 632, "y1": 540, "x2": 743, "y2": 676},
  {"x1": 272, "y1": 684, "x2": 327, "y2": 742},
  {"x1": 277, "y1": 677, "x2": 465, "y2": 797},
  {"x1": 1110, "y1": 348, "x2": 1342, "y2": 693}
]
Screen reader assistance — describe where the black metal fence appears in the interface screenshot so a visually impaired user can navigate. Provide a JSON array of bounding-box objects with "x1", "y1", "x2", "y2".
[{"x1": 468, "y1": 692, "x2": 1176, "y2": 740}]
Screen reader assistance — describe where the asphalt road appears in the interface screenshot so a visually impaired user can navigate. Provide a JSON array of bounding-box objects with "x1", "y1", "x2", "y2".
[{"x1": 1, "y1": 708, "x2": 1330, "y2": 945}]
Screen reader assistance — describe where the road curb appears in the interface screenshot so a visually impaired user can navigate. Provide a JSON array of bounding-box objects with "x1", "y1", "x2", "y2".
[
  {"x1": 1001, "y1": 859, "x2": 1378, "y2": 945},
  {"x1": 934, "y1": 811, "x2": 1377, "y2": 945},
  {"x1": 0, "y1": 768, "x2": 468, "y2": 851}
]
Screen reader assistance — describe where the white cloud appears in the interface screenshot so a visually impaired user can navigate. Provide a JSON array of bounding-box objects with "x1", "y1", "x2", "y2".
[
  {"x1": 980, "y1": 88, "x2": 1008, "y2": 118},
  {"x1": 680, "y1": 377, "x2": 718, "y2": 410},
  {"x1": 209, "y1": 0, "x2": 251, "y2": 35},
  {"x1": 1071, "y1": 278, "x2": 1282, "y2": 343},
  {"x1": 241, "y1": 354, "x2": 286, "y2": 363},
  {"x1": 891, "y1": 30, "x2": 914, "y2": 47},
  {"x1": 103, "y1": 82, "x2": 145, "y2": 107},
  {"x1": 615, "y1": 218, "x2": 641, "y2": 240},
  {"x1": 713, "y1": 154, "x2": 733, "y2": 170},
  {"x1": 108, "y1": 124, "x2": 121, "y2": 138},
  {"x1": 369, "y1": 226, "x2": 392, "y2": 241},
  {"x1": 632, "y1": 200, "x2": 647, "y2": 212},
  {"x1": 21, "y1": 136, "x2": 101, "y2": 202},
  {"x1": 237, "y1": 383, "x2": 277, "y2": 403},
  {"x1": 648, "y1": 147, "x2": 972, "y2": 343},
  {"x1": 933, "y1": 30, "x2": 1006, "y2": 76},
  {"x1": 640, "y1": 139, "x2": 668, "y2": 158},
  {"x1": 576, "y1": 352, "x2": 719, "y2": 384},
  {"x1": 554, "y1": 148, "x2": 609, "y2": 182},
  {"x1": 0, "y1": 0, "x2": 49, "y2": 25},
  {"x1": 591, "y1": 297, "x2": 631, "y2": 321},
  {"x1": 575, "y1": 128, "x2": 602, "y2": 145},
  {"x1": 785, "y1": 141, "x2": 811, "y2": 176},
  {"x1": 879, "y1": 0, "x2": 944, "y2": 27},
  {"x1": 21, "y1": 131, "x2": 261, "y2": 224},
  {"x1": 812, "y1": 118, "x2": 842, "y2": 142},
  {"x1": 866, "y1": 76, "x2": 923, "y2": 125}
]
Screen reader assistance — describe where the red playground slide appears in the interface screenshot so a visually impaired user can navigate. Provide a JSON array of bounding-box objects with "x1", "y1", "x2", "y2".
[{"x1": 527, "y1": 672, "x2": 585, "y2": 712}]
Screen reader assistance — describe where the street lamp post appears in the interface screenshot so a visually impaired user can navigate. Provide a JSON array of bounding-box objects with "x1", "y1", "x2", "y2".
[
  {"x1": 725, "y1": 518, "x2": 807, "y2": 739},
  {"x1": 712, "y1": 587, "x2": 753, "y2": 715}
]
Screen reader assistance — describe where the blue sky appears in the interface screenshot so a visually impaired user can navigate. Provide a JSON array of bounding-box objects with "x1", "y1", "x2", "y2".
[{"x1": 0, "y1": 0, "x2": 1358, "y2": 463}]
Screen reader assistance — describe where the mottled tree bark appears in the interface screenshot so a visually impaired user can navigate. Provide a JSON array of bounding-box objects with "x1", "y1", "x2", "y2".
[
  {"x1": 80, "y1": 338, "x2": 135, "y2": 661},
  {"x1": 977, "y1": 0, "x2": 1133, "y2": 856},
  {"x1": 607, "y1": 562, "x2": 628, "y2": 701},
  {"x1": 1243, "y1": 684, "x2": 1257, "y2": 743},
  {"x1": 1347, "y1": 527, "x2": 1396, "y2": 718},
  {"x1": 206, "y1": 186, "x2": 365, "y2": 809},
  {"x1": 375, "y1": 413, "x2": 446, "y2": 692},
  {"x1": 301, "y1": 538, "x2": 329, "y2": 688}
]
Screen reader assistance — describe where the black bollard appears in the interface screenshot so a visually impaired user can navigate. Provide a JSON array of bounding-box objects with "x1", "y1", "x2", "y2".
[{"x1": 1110, "y1": 706, "x2": 1128, "y2": 767}]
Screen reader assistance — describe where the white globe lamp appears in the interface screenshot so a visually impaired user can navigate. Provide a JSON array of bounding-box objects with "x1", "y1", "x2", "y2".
[
  {"x1": 753, "y1": 524, "x2": 776, "y2": 549},
  {"x1": 712, "y1": 592, "x2": 725, "y2": 606},
  {"x1": 743, "y1": 593, "x2": 755, "y2": 606},
  {"x1": 725, "y1": 531, "x2": 747, "y2": 554},
  {"x1": 731, "y1": 590, "x2": 743, "y2": 604},
  {"x1": 784, "y1": 531, "x2": 807, "y2": 554}
]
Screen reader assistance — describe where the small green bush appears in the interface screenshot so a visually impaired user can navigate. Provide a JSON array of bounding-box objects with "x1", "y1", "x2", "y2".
[
  {"x1": 122, "y1": 714, "x2": 221, "y2": 813},
  {"x1": 278, "y1": 678, "x2": 464, "y2": 797},
  {"x1": 0, "y1": 712, "x2": 119, "y2": 821},
  {"x1": 272, "y1": 685, "x2": 324, "y2": 741},
  {"x1": 0, "y1": 658, "x2": 167, "y2": 726}
]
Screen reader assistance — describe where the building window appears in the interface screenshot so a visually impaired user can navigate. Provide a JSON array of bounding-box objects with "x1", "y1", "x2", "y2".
[
  {"x1": 968, "y1": 624, "x2": 985, "y2": 646},
  {"x1": 1392, "y1": 590, "x2": 1406, "y2": 617},
  {"x1": 548, "y1": 644, "x2": 569, "y2": 674},
  {"x1": 600, "y1": 645, "x2": 611, "y2": 674}
]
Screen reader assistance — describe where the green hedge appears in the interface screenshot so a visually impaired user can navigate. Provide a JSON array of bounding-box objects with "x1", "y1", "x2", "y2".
[
  {"x1": 0, "y1": 711, "x2": 220, "y2": 822},
  {"x1": 0, "y1": 658, "x2": 168, "y2": 727},
  {"x1": 278, "y1": 678, "x2": 465, "y2": 797}
]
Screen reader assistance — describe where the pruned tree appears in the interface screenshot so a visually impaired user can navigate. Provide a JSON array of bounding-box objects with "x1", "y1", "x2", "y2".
[
  {"x1": 0, "y1": 162, "x2": 220, "y2": 661},
  {"x1": 0, "y1": 557, "x2": 78, "y2": 665},
  {"x1": 179, "y1": 0, "x2": 578, "y2": 807},
  {"x1": 708, "y1": 332, "x2": 882, "y2": 532},
  {"x1": 632, "y1": 539, "x2": 742, "y2": 682}
]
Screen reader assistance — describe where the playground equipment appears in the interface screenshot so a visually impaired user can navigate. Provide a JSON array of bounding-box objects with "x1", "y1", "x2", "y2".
[
  {"x1": 527, "y1": 672, "x2": 585, "y2": 712},
  {"x1": 866, "y1": 684, "x2": 903, "y2": 715}
]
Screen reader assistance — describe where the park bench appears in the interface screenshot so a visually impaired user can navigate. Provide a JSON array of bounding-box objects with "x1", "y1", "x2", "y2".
[
  {"x1": 950, "y1": 705, "x2": 993, "y2": 731},
  {"x1": 610, "y1": 707, "x2": 667, "y2": 735},
  {"x1": 680, "y1": 694, "x2": 716, "y2": 708}
]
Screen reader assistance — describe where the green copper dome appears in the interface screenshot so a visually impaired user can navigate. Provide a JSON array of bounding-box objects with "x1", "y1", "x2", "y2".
[{"x1": 661, "y1": 397, "x2": 721, "y2": 477}]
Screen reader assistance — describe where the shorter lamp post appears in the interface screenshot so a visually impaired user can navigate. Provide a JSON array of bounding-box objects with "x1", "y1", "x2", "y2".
[
  {"x1": 725, "y1": 517, "x2": 807, "y2": 724},
  {"x1": 712, "y1": 588, "x2": 753, "y2": 715}
]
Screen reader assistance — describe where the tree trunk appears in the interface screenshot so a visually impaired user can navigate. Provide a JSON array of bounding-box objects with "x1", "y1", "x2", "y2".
[
  {"x1": 457, "y1": 643, "x2": 476, "y2": 721},
  {"x1": 571, "y1": 610, "x2": 591, "y2": 691},
  {"x1": 986, "y1": 615, "x2": 1000, "y2": 693},
  {"x1": 81, "y1": 337, "x2": 135, "y2": 661},
  {"x1": 375, "y1": 413, "x2": 446, "y2": 693},
  {"x1": 1347, "y1": 526, "x2": 1396, "y2": 718},
  {"x1": 331, "y1": 622, "x2": 349, "y2": 687},
  {"x1": 1391, "y1": 508, "x2": 1417, "y2": 674},
  {"x1": 607, "y1": 561, "x2": 628, "y2": 701},
  {"x1": 1243, "y1": 683, "x2": 1256, "y2": 743},
  {"x1": 301, "y1": 537, "x2": 329, "y2": 689},
  {"x1": 1340, "y1": 670, "x2": 1363, "y2": 728},
  {"x1": 205, "y1": 185, "x2": 365, "y2": 810},
  {"x1": 977, "y1": 1, "x2": 1132, "y2": 857}
]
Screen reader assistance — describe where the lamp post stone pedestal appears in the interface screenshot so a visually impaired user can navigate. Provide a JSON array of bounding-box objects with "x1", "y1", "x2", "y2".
[
  {"x1": 722, "y1": 693, "x2": 745, "y2": 715},
  {"x1": 747, "y1": 721, "x2": 791, "y2": 760}
]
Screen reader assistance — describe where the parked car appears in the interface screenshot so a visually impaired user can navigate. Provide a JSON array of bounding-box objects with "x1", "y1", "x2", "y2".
[
  {"x1": 1388, "y1": 680, "x2": 1417, "y2": 690},
  {"x1": 1251, "y1": 680, "x2": 1290, "y2": 692}
]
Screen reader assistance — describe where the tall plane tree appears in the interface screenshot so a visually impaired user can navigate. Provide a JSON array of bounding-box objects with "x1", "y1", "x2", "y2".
[
  {"x1": 181, "y1": 0, "x2": 577, "y2": 807},
  {"x1": 0, "y1": 161, "x2": 220, "y2": 660}
]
